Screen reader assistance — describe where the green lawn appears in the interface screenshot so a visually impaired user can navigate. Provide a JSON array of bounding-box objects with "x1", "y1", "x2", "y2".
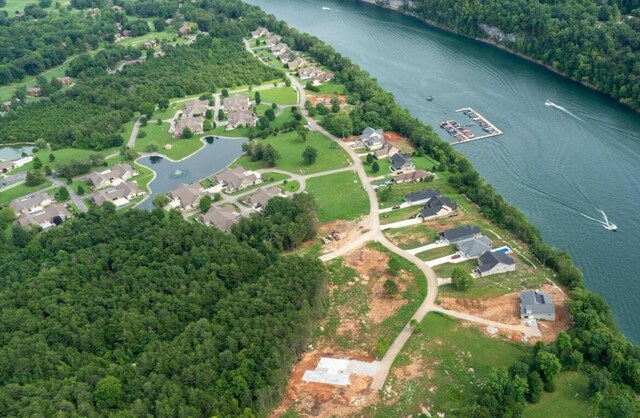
[
  {"x1": 524, "y1": 372, "x2": 590, "y2": 418},
  {"x1": 131, "y1": 162, "x2": 155, "y2": 193},
  {"x1": 314, "y1": 81, "x2": 347, "y2": 95},
  {"x1": 116, "y1": 30, "x2": 178, "y2": 48},
  {"x1": 0, "y1": 0, "x2": 70, "y2": 15},
  {"x1": 11, "y1": 147, "x2": 120, "y2": 175},
  {"x1": 363, "y1": 312, "x2": 530, "y2": 416},
  {"x1": 0, "y1": 181, "x2": 52, "y2": 206},
  {"x1": 281, "y1": 180, "x2": 300, "y2": 193},
  {"x1": 234, "y1": 131, "x2": 350, "y2": 175},
  {"x1": 133, "y1": 122, "x2": 204, "y2": 160},
  {"x1": 240, "y1": 86, "x2": 298, "y2": 106},
  {"x1": 210, "y1": 124, "x2": 251, "y2": 138},
  {"x1": 161, "y1": 138, "x2": 204, "y2": 161},
  {"x1": 432, "y1": 259, "x2": 477, "y2": 278},
  {"x1": 416, "y1": 244, "x2": 457, "y2": 261},
  {"x1": 384, "y1": 224, "x2": 438, "y2": 249},
  {"x1": 380, "y1": 205, "x2": 421, "y2": 225},
  {"x1": 305, "y1": 171, "x2": 369, "y2": 222}
]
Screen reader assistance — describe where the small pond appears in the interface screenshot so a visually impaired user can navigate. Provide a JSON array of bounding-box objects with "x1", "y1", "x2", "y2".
[
  {"x1": 136, "y1": 137, "x2": 246, "y2": 210},
  {"x1": 0, "y1": 145, "x2": 35, "y2": 161}
]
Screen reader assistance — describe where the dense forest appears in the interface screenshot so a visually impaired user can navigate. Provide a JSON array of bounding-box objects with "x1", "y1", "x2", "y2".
[
  {"x1": 0, "y1": 35, "x2": 281, "y2": 147},
  {"x1": 397, "y1": 0, "x2": 640, "y2": 110},
  {"x1": 0, "y1": 201, "x2": 325, "y2": 416}
]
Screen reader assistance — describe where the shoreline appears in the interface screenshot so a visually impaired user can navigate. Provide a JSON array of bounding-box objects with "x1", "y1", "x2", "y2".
[{"x1": 356, "y1": 0, "x2": 638, "y2": 113}]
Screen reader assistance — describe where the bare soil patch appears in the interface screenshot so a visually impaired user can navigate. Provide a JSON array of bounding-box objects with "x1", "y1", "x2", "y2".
[
  {"x1": 270, "y1": 349, "x2": 379, "y2": 418},
  {"x1": 319, "y1": 218, "x2": 367, "y2": 254},
  {"x1": 307, "y1": 94, "x2": 347, "y2": 106},
  {"x1": 369, "y1": 272, "x2": 409, "y2": 324}
]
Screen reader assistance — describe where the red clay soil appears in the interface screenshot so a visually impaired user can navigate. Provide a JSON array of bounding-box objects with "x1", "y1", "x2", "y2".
[{"x1": 383, "y1": 132, "x2": 404, "y2": 142}]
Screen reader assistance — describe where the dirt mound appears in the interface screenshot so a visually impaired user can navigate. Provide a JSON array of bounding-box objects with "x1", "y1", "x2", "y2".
[
  {"x1": 270, "y1": 350, "x2": 379, "y2": 418},
  {"x1": 344, "y1": 246, "x2": 389, "y2": 277},
  {"x1": 383, "y1": 132, "x2": 404, "y2": 142},
  {"x1": 319, "y1": 219, "x2": 367, "y2": 254}
]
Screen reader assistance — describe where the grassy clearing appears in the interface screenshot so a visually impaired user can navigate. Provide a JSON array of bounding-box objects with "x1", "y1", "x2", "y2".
[
  {"x1": 134, "y1": 122, "x2": 173, "y2": 151},
  {"x1": 240, "y1": 86, "x2": 298, "y2": 105},
  {"x1": 233, "y1": 131, "x2": 350, "y2": 175},
  {"x1": 281, "y1": 180, "x2": 300, "y2": 192},
  {"x1": 384, "y1": 224, "x2": 438, "y2": 249},
  {"x1": 314, "y1": 81, "x2": 347, "y2": 95},
  {"x1": 364, "y1": 312, "x2": 530, "y2": 416},
  {"x1": 131, "y1": 163, "x2": 155, "y2": 193},
  {"x1": 210, "y1": 124, "x2": 251, "y2": 138},
  {"x1": 415, "y1": 244, "x2": 457, "y2": 261},
  {"x1": 161, "y1": 138, "x2": 204, "y2": 161},
  {"x1": 305, "y1": 171, "x2": 369, "y2": 222},
  {"x1": 380, "y1": 205, "x2": 421, "y2": 225},
  {"x1": 1, "y1": 0, "x2": 70, "y2": 16},
  {"x1": 524, "y1": 371, "x2": 590, "y2": 418},
  {"x1": 432, "y1": 259, "x2": 477, "y2": 278},
  {"x1": 116, "y1": 31, "x2": 179, "y2": 48},
  {"x1": 13, "y1": 147, "x2": 120, "y2": 174},
  {"x1": 0, "y1": 181, "x2": 52, "y2": 206}
]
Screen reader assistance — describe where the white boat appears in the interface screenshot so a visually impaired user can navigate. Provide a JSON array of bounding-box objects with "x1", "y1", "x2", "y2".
[
  {"x1": 600, "y1": 210, "x2": 617, "y2": 231},
  {"x1": 321, "y1": 6, "x2": 332, "y2": 10},
  {"x1": 545, "y1": 99, "x2": 553, "y2": 106}
]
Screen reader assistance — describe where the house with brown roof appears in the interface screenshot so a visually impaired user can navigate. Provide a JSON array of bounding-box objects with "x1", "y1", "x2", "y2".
[
  {"x1": 89, "y1": 163, "x2": 137, "y2": 190},
  {"x1": 244, "y1": 186, "x2": 287, "y2": 210},
  {"x1": 56, "y1": 76, "x2": 73, "y2": 85},
  {"x1": 311, "y1": 71, "x2": 334, "y2": 86},
  {"x1": 278, "y1": 50, "x2": 293, "y2": 64},
  {"x1": 297, "y1": 66, "x2": 324, "y2": 81},
  {"x1": 85, "y1": 7, "x2": 100, "y2": 15},
  {"x1": 287, "y1": 57, "x2": 305, "y2": 70},
  {"x1": 142, "y1": 40, "x2": 159, "y2": 49},
  {"x1": 392, "y1": 169, "x2": 432, "y2": 184},
  {"x1": 10, "y1": 192, "x2": 54, "y2": 215},
  {"x1": 91, "y1": 182, "x2": 144, "y2": 207},
  {"x1": 26, "y1": 87, "x2": 42, "y2": 97},
  {"x1": 167, "y1": 183, "x2": 204, "y2": 212},
  {"x1": 197, "y1": 205, "x2": 240, "y2": 232},
  {"x1": 223, "y1": 95, "x2": 251, "y2": 113},
  {"x1": 213, "y1": 166, "x2": 262, "y2": 192},
  {"x1": 251, "y1": 27, "x2": 270, "y2": 38},
  {"x1": 153, "y1": 50, "x2": 166, "y2": 58},
  {"x1": 121, "y1": 30, "x2": 132, "y2": 38},
  {"x1": 270, "y1": 43, "x2": 290, "y2": 56},
  {"x1": 16, "y1": 203, "x2": 72, "y2": 230},
  {"x1": 178, "y1": 24, "x2": 191, "y2": 36},
  {"x1": 374, "y1": 142, "x2": 400, "y2": 159},
  {"x1": 183, "y1": 99, "x2": 209, "y2": 117},
  {"x1": 173, "y1": 116, "x2": 204, "y2": 138},
  {"x1": 1, "y1": 101, "x2": 12, "y2": 111},
  {"x1": 226, "y1": 110, "x2": 257, "y2": 130}
]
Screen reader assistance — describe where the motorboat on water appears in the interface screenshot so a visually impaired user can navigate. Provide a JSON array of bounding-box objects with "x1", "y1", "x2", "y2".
[
  {"x1": 601, "y1": 210, "x2": 617, "y2": 231},
  {"x1": 545, "y1": 99, "x2": 553, "y2": 106},
  {"x1": 426, "y1": 95, "x2": 435, "y2": 102},
  {"x1": 322, "y1": 6, "x2": 332, "y2": 10}
]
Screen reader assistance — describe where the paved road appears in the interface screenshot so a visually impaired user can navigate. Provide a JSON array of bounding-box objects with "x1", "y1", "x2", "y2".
[
  {"x1": 128, "y1": 117, "x2": 142, "y2": 148},
  {"x1": 50, "y1": 177, "x2": 88, "y2": 213}
]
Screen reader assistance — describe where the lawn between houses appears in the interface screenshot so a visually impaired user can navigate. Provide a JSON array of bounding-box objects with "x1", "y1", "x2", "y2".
[
  {"x1": 238, "y1": 86, "x2": 298, "y2": 106},
  {"x1": 0, "y1": 181, "x2": 52, "y2": 206},
  {"x1": 305, "y1": 170, "x2": 369, "y2": 223}
]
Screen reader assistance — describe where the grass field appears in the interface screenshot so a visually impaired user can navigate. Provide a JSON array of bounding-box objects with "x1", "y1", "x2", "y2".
[
  {"x1": 233, "y1": 131, "x2": 350, "y2": 175},
  {"x1": 210, "y1": 124, "x2": 251, "y2": 138},
  {"x1": 0, "y1": 181, "x2": 52, "y2": 206},
  {"x1": 281, "y1": 180, "x2": 300, "y2": 193},
  {"x1": 240, "y1": 86, "x2": 298, "y2": 105},
  {"x1": 0, "y1": 0, "x2": 69, "y2": 15},
  {"x1": 133, "y1": 122, "x2": 204, "y2": 160},
  {"x1": 362, "y1": 312, "x2": 530, "y2": 416},
  {"x1": 12, "y1": 147, "x2": 120, "y2": 174},
  {"x1": 432, "y1": 259, "x2": 477, "y2": 278},
  {"x1": 384, "y1": 224, "x2": 438, "y2": 249},
  {"x1": 416, "y1": 244, "x2": 457, "y2": 261},
  {"x1": 116, "y1": 30, "x2": 180, "y2": 48},
  {"x1": 524, "y1": 372, "x2": 590, "y2": 418},
  {"x1": 131, "y1": 162, "x2": 155, "y2": 193},
  {"x1": 314, "y1": 81, "x2": 347, "y2": 95},
  {"x1": 305, "y1": 171, "x2": 369, "y2": 222}
]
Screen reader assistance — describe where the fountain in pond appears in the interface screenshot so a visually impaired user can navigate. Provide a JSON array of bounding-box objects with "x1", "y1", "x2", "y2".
[{"x1": 170, "y1": 168, "x2": 188, "y2": 178}]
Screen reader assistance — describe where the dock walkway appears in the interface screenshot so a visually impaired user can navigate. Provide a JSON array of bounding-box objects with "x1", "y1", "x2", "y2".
[{"x1": 446, "y1": 107, "x2": 503, "y2": 145}]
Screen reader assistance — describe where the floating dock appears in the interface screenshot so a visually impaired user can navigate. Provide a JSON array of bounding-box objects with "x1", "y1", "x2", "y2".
[{"x1": 442, "y1": 107, "x2": 503, "y2": 146}]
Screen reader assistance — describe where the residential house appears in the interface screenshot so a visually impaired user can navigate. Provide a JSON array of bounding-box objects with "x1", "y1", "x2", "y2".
[
  {"x1": 167, "y1": 183, "x2": 204, "y2": 212},
  {"x1": 226, "y1": 110, "x2": 257, "y2": 130},
  {"x1": 142, "y1": 40, "x2": 159, "y2": 49},
  {"x1": 360, "y1": 127, "x2": 385, "y2": 150},
  {"x1": 418, "y1": 195, "x2": 457, "y2": 220},
  {"x1": 373, "y1": 142, "x2": 399, "y2": 159},
  {"x1": 91, "y1": 182, "x2": 144, "y2": 207},
  {"x1": 298, "y1": 66, "x2": 324, "y2": 80},
  {"x1": 178, "y1": 24, "x2": 191, "y2": 36},
  {"x1": 85, "y1": 7, "x2": 100, "y2": 15},
  {"x1": 251, "y1": 27, "x2": 270, "y2": 38},
  {"x1": 389, "y1": 153, "x2": 415, "y2": 174},
  {"x1": 213, "y1": 166, "x2": 262, "y2": 192},
  {"x1": 121, "y1": 30, "x2": 132, "y2": 38},
  {"x1": 165, "y1": 18, "x2": 174, "y2": 26},
  {"x1": 153, "y1": 50, "x2": 166, "y2": 58},
  {"x1": 244, "y1": 186, "x2": 286, "y2": 210},
  {"x1": 520, "y1": 290, "x2": 555, "y2": 321},
  {"x1": 1, "y1": 101, "x2": 12, "y2": 111},
  {"x1": 404, "y1": 188, "x2": 440, "y2": 205},
  {"x1": 392, "y1": 170, "x2": 433, "y2": 184},
  {"x1": 287, "y1": 57, "x2": 305, "y2": 70},
  {"x1": 10, "y1": 192, "x2": 54, "y2": 215},
  {"x1": 0, "y1": 160, "x2": 16, "y2": 173},
  {"x1": 278, "y1": 50, "x2": 293, "y2": 64},
  {"x1": 477, "y1": 250, "x2": 516, "y2": 277},
  {"x1": 112, "y1": 5, "x2": 123, "y2": 12},
  {"x1": 223, "y1": 95, "x2": 251, "y2": 113},
  {"x1": 197, "y1": 205, "x2": 240, "y2": 232},
  {"x1": 173, "y1": 116, "x2": 204, "y2": 138},
  {"x1": 89, "y1": 163, "x2": 137, "y2": 190},
  {"x1": 26, "y1": 87, "x2": 42, "y2": 97},
  {"x1": 438, "y1": 225, "x2": 481, "y2": 244},
  {"x1": 56, "y1": 76, "x2": 73, "y2": 85},
  {"x1": 311, "y1": 71, "x2": 334, "y2": 86},
  {"x1": 183, "y1": 99, "x2": 209, "y2": 117},
  {"x1": 264, "y1": 35, "x2": 281, "y2": 47},
  {"x1": 457, "y1": 236, "x2": 492, "y2": 258},
  {"x1": 270, "y1": 43, "x2": 290, "y2": 57},
  {"x1": 16, "y1": 203, "x2": 72, "y2": 230}
]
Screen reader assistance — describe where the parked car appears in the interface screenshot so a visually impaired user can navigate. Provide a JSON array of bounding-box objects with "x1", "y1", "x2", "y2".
[
  {"x1": 451, "y1": 254, "x2": 461, "y2": 259},
  {"x1": 392, "y1": 205, "x2": 401, "y2": 210},
  {"x1": 525, "y1": 319, "x2": 535, "y2": 327}
]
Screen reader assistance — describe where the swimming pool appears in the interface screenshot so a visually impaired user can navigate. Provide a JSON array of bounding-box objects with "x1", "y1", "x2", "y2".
[{"x1": 493, "y1": 246, "x2": 511, "y2": 254}]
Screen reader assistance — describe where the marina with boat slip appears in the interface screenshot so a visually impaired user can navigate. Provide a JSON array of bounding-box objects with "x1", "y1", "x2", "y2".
[{"x1": 440, "y1": 107, "x2": 503, "y2": 145}]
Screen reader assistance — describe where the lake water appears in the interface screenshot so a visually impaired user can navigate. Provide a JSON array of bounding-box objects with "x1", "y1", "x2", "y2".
[
  {"x1": 0, "y1": 145, "x2": 35, "y2": 161},
  {"x1": 136, "y1": 137, "x2": 246, "y2": 210},
  {"x1": 248, "y1": 0, "x2": 640, "y2": 342}
]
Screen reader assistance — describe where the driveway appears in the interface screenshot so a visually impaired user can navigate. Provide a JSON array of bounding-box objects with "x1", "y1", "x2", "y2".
[
  {"x1": 425, "y1": 252, "x2": 470, "y2": 267},
  {"x1": 406, "y1": 241, "x2": 448, "y2": 255},
  {"x1": 380, "y1": 217, "x2": 422, "y2": 230}
]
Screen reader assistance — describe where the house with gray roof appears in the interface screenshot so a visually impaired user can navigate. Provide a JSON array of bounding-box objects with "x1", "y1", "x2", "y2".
[
  {"x1": 11, "y1": 192, "x2": 54, "y2": 215},
  {"x1": 173, "y1": 116, "x2": 204, "y2": 137},
  {"x1": 270, "y1": 43, "x2": 290, "y2": 57},
  {"x1": 404, "y1": 188, "x2": 440, "y2": 205},
  {"x1": 265, "y1": 35, "x2": 282, "y2": 47},
  {"x1": 520, "y1": 290, "x2": 555, "y2": 321},
  {"x1": 477, "y1": 250, "x2": 516, "y2": 277},
  {"x1": 311, "y1": 71, "x2": 334, "y2": 85},
  {"x1": 438, "y1": 225, "x2": 481, "y2": 243},
  {"x1": 16, "y1": 203, "x2": 72, "y2": 230},
  {"x1": 297, "y1": 66, "x2": 324, "y2": 80},
  {"x1": 251, "y1": 27, "x2": 270, "y2": 38},
  {"x1": 91, "y1": 182, "x2": 144, "y2": 207},
  {"x1": 213, "y1": 166, "x2": 262, "y2": 192},
  {"x1": 418, "y1": 195, "x2": 457, "y2": 220},
  {"x1": 457, "y1": 236, "x2": 492, "y2": 258},
  {"x1": 278, "y1": 50, "x2": 293, "y2": 63},
  {"x1": 287, "y1": 57, "x2": 305, "y2": 70},
  {"x1": 182, "y1": 99, "x2": 209, "y2": 117},
  {"x1": 223, "y1": 95, "x2": 251, "y2": 113},
  {"x1": 389, "y1": 153, "x2": 415, "y2": 174},
  {"x1": 197, "y1": 205, "x2": 240, "y2": 232},
  {"x1": 244, "y1": 186, "x2": 287, "y2": 210},
  {"x1": 167, "y1": 183, "x2": 204, "y2": 212},
  {"x1": 359, "y1": 127, "x2": 385, "y2": 150},
  {"x1": 89, "y1": 164, "x2": 137, "y2": 189},
  {"x1": 226, "y1": 110, "x2": 257, "y2": 130}
]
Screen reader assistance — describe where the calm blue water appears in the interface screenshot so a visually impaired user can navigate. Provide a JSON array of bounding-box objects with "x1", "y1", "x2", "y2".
[
  {"x1": 137, "y1": 137, "x2": 246, "y2": 210},
  {"x1": 0, "y1": 145, "x2": 35, "y2": 161},
  {"x1": 248, "y1": 0, "x2": 640, "y2": 342}
]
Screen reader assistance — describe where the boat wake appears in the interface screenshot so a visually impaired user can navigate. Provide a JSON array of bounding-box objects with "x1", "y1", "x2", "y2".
[
  {"x1": 545, "y1": 99, "x2": 584, "y2": 121},
  {"x1": 321, "y1": 6, "x2": 332, "y2": 10},
  {"x1": 580, "y1": 210, "x2": 617, "y2": 231}
]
